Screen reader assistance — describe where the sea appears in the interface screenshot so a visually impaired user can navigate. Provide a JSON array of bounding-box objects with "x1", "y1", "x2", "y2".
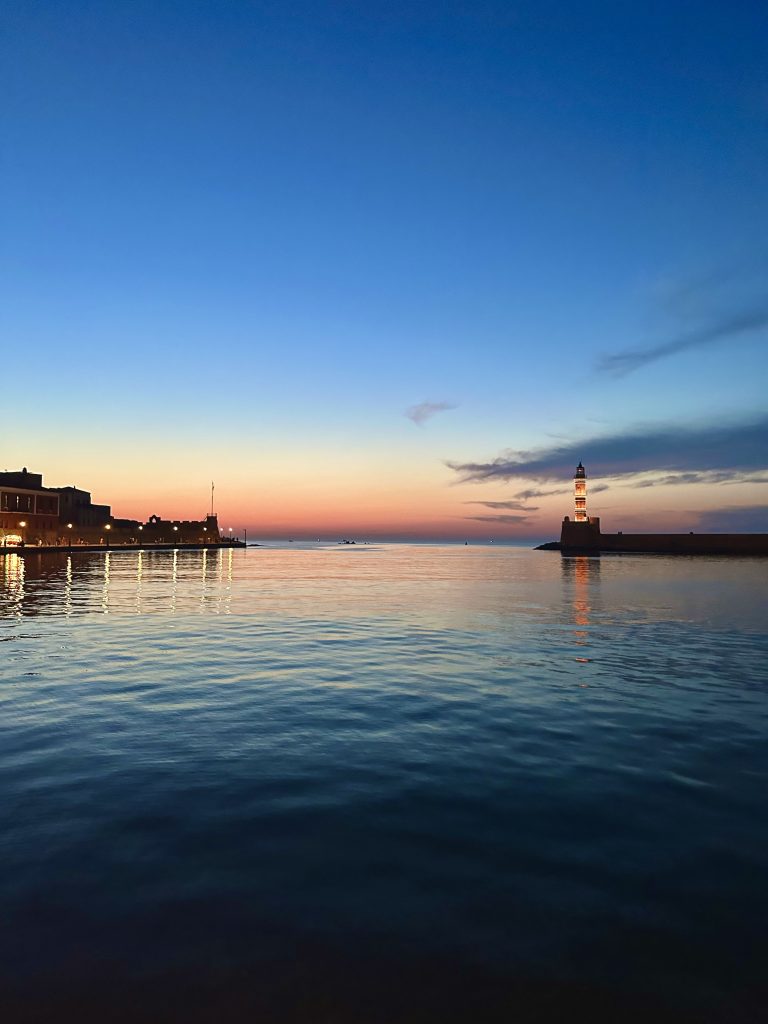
[{"x1": 1, "y1": 543, "x2": 766, "y2": 1022}]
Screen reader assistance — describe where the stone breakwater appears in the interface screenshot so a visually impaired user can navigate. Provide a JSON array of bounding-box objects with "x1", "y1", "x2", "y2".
[{"x1": 549, "y1": 518, "x2": 768, "y2": 556}]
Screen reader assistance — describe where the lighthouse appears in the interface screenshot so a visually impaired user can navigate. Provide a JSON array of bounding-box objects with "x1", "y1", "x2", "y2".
[
  {"x1": 559, "y1": 462, "x2": 601, "y2": 550},
  {"x1": 574, "y1": 461, "x2": 587, "y2": 522}
]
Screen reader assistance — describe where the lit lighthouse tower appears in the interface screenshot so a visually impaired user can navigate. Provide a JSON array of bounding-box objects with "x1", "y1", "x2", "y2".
[
  {"x1": 561, "y1": 461, "x2": 600, "y2": 550},
  {"x1": 574, "y1": 461, "x2": 587, "y2": 522}
]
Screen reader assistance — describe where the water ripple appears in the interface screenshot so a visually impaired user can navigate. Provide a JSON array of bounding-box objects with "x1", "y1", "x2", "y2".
[{"x1": 1, "y1": 545, "x2": 767, "y2": 1020}]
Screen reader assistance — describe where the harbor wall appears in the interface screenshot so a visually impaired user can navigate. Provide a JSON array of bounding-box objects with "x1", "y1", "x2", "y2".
[{"x1": 560, "y1": 517, "x2": 768, "y2": 556}]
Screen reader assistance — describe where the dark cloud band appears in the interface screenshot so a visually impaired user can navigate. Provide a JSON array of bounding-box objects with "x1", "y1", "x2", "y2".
[{"x1": 448, "y1": 415, "x2": 768, "y2": 484}]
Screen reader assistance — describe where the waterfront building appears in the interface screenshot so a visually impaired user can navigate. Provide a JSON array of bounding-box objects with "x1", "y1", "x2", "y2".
[
  {"x1": 54, "y1": 486, "x2": 112, "y2": 529},
  {"x1": 0, "y1": 468, "x2": 60, "y2": 546}
]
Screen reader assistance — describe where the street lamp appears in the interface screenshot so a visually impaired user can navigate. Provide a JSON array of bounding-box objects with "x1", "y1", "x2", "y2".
[
  {"x1": 173, "y1": 525, "x2": 179, "y2": 547},
  {"x1": 105, "y1": 523, "x2": 111, "y2": 548},
  {"x1": 228, "y1": 527, "x2": 233, "y2": 545},
  {"x1": 67, "y1": 523, "x2": 73, "y2": 549},
  {"x1": 19, "y1": 521, "x2": 26, "y2": 547},
  {"x1": 203, "y1": 527, "x2": 208, "y2": 545}
]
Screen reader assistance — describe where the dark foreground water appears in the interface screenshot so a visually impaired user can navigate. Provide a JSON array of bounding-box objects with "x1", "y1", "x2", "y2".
[{"x1": 1, "y1": 545, "x2": 767, "y2": 1022}]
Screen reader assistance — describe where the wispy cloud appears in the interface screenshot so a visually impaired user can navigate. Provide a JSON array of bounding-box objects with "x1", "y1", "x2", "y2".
[
  {"x1": 406, "y1": 401, "x2": 456, "y2": 425},
  {"x1": 597, "y1": 306, "x2": 768, "y2": 377},
  {"x1": 626, "y1": 471, "x2": 768, "y2": 487},
  {"x1": 513, "y1": 487, "x2": 568, "y2": 501},
  {"x1": 654, "y1": 255, "x2": 768, "y2": 320},
  {"x1": 726, "y1": 474, "x2": 768, "y2": 485},
  {"x1": 448, "y1": 415, "x2": 768, "y2": 484},
  {"x1": 632, "y1": 471, "x2": 737, "y2": 488},
  {"x1": 464, "y1": 514, "x2": 532, "y2": 525},
  {"x1": 464, "y1": 500, "x2": 537, "y2": 511},
  {"x1": 695, "y1": 505, "x2": 768, "y2": 532}
]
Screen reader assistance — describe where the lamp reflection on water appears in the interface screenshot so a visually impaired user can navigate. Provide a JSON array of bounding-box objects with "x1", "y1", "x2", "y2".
[
  {"x1": 3, "y1": 553, "x2": 25, "y2": 616},
  {"x1": 171, "y1": 549, "x2": 178, "y2": 613},
  {"x1": 101, "y1": 552, "x2": 111, "y2": 614},
  {"x1": 225, "y1": 547, "x2": 233, "y2": 613},
  {"x1": 200, "y1": 548, "x2": 208, "y2": 611},
  {"x1": 64, "y1": 556, "x2": 73, "y2": 617},
  {"x1": 136, "y1": 551, "x2": 143, "y2": 615},
  {"x1": 213, "y1": 547, "x2": 234, "y2": 615},
  {"x1": 2, "y1": 549, "x2": 234, "y2": 618}
]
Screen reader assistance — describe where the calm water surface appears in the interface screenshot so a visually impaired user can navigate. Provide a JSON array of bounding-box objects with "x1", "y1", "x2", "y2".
[{"x1": 1, "y1": 545, "x2": 767, "y2": 1021}]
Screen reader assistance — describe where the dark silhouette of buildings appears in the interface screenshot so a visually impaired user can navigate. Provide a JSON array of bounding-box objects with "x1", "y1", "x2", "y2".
[
  {"x1": 1, "y1": 468, "x2": 223, "y2": 548},
  {"x1": 55, "y1": 486, "x2": 112, "y2": 529}
]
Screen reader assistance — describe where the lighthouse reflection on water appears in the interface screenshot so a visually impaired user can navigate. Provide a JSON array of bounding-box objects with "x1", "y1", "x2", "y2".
[{"x1": 562, "y1": 552, "x2": 601, "y2": 665}]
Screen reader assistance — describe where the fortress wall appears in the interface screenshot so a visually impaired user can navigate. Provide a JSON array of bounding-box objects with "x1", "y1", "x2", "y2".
[
  {"x1": 34, "y1": 516, "x2": 222, "y2": 548},
  {"x1": 560, "y1": 519, "x2": 768, "y2": 555},
  {"x1": 595, "y1": 533, "x2": 768, "y2": 555},
  {"x1": 560, "y1": 519, "x2": 601, "y2": 551}
]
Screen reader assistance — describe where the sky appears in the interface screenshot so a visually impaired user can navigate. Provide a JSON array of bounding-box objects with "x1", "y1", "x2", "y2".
[{"x1": 2, "y1": 0, "x2": 767, "y2": 539}]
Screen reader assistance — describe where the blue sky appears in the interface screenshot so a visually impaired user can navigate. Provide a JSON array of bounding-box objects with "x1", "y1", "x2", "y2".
[{"x1": 2, "y1": 1, "x2": 767, "y2": 536}]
